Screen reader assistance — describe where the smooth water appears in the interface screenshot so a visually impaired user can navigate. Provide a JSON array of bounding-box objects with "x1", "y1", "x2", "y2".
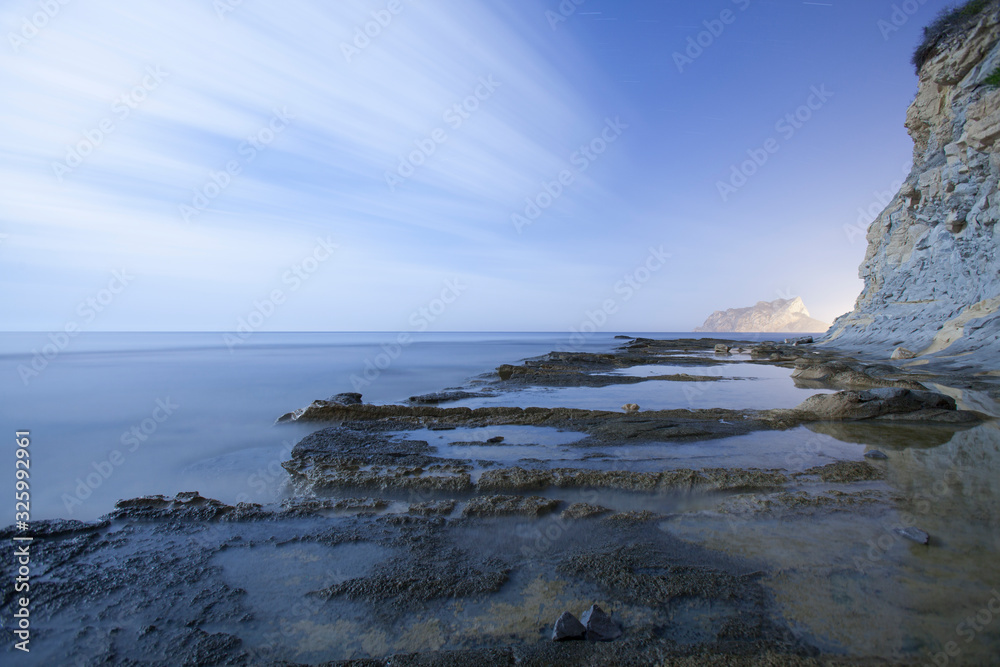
[
  {"x1": 3, "y1": 331, "x2": 790, "y2": 522},
  {"x1": 0, "y1": 332, "x2": 632, "y2": 520}
]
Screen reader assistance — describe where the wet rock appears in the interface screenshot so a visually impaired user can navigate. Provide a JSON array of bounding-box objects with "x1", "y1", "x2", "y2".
[
  {"x1": 486, "y1": 436, "x2": 505, "y2": 444},
  {"x1": 714, "y1": 344, "x2": 731, "y2": 355},
  {"x1": 560, "y1": 503, "x2": 611, "y2": 520},
  {"x1": 478, "y1": 467, "x2": 554, "y2": 491},
  {"x1": 794, "y1": 388, "x2": 964, "y2": 421},
  {"x1": 497, "y1": 364, "x2": 517, "y2": 381},
  {"x1": 409, "y1": 390, "x2": 488, "y2": 405},
  {"x1": 477, "y1": 466, "x2": 787, "y2": 494},
  {"x1": 800, "y1": 460, "x2": 884, "y2": 483},
  {"x1": 275, "y1": 401, "x2": 769, "y2": 444},
  {"x1": 275, "y1": 408, "x2": 304, "y2": 423},
  {"x1": 896, "y1": 526, "x2": 931, "y2": 545},
  {"x1": 331, "y1": 497, "x2": 390, "y2": 511},
  {"x1": 115, "y1": 494, "x2": 171, "y2": 509},
  {"x1": 622, "y1": 403, "x2": 640, "y2": 413},
  {"x1": 408, "y1": 500, "x2": 457, "y2": 516},
  {"x1": 785, "y1": 336, "x2": 814, "y2": 345},
  {"x1": 462, "y1": 495, "x2": 560, "y2": 517},
  {"x1": 699, "y1": 468, "x2": 789, "y2": 491},
  {"x1": 723, "y1": 490, "x2": 884, "y2": 516},
  {"x1": 0, "y1": 518, "x2": 108, "y2": 540},
  {"x1": 276, "y1": 393, "x2": 362, "y2": 423},
  {"x1": 560, "y1": 542, "x2": 753, "y2": 607},
  {"x1": 219, "y1": 502, "x2": 278, "y2": 522},
  {"x1": 552, "y1": 468, "x2": 661, "y2": 491},
  {"x1": 581, "y1": 604, "x2": 622, "y2": 641},
  {"x1": 750, "y1": 344, "x2": 793, "y2": 361},
  {"x1": 891, "y1": 347, "x2": 917, "y2": 360},
  {"x1": 790, "y1": 362, "x2": 926, "y2": 390},
  {"x1": 315, "y1": 541, "x2": 510, "y2": 606},
  {"x1": 864, "y1": 450, "x2": 889, "y2": 460},
  {"x1": 108, "y1": 493, "x2": 233, "y2": 521},
  {"x1": 305, "y1": 465, "x2": 473, "y2": 494},
  {"x1": 329, "y1": 392, "x2": 364, "y2": 405},
  {"x1": 551, "y1": 611, "x2": 587, "y2": 641},
  {"x1": 289, "y1": 423, "x2": 432, "y2": 463},
  {"x1": 600, "y1": 510, "x2": 662, "y2": 525}
]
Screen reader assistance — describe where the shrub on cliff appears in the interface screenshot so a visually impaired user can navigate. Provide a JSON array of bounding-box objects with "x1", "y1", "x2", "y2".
[
  {"x1": 912, "y1": 0, "x2": 992, "y2": 72},
  {"x1": 985, "y1": 65, "x2": 1000, "y2": 86}
]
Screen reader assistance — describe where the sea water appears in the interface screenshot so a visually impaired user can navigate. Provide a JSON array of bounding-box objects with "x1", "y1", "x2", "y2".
[{"x1": 0, "y1": 331, "x2": 787, "y2": 521}]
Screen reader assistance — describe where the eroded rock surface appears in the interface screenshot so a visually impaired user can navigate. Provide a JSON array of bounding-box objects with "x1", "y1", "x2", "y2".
[{"x1": 826, "y1": 2, "x2": 1000, "y2": 365}]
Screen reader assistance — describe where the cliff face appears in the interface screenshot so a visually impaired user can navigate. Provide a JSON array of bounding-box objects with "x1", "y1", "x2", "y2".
[
  {"x1": 826, "y1": 3, "x2": 1000, "y2": 362},
  {"x1": 695, "y1": 297, "x2": 831, "y2": 333}
]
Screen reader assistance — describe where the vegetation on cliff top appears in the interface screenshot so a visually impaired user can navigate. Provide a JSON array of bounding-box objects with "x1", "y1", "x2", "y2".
[
  {"x1": 912, "y1": 0, "x2": 993, "y2": 72},
  {"x1": 985, "y1": 65, "x2": 1000, "y2": 86}
]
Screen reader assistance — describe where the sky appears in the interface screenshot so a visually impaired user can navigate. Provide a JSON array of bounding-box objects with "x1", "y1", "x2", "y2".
[{"x1": 0, "y1": 0, "x2": 959, "y2": 333}]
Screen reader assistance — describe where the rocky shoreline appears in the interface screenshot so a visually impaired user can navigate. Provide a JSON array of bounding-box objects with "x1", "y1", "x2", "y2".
[{"x1": 3, "y1": 336, "x2": 998, "y2": 665}]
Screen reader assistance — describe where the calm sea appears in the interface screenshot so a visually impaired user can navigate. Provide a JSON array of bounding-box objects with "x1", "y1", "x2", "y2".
[{"x1": 0, "y1": 331, "x2": 786, "y2": 521}]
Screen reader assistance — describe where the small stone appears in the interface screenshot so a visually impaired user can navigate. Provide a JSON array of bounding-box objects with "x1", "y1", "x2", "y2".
[
  {"x1": 486, "y1": 436, "x2": 505, "y2": 444},
  {"x1": 896, "y1": 526, "x2": 930, "y2": 545},
  {"x1": 581, "y1": 604, "x2": 622, "y2": 641},
  {"x1": 864, "y1": 450, "x2": 889, "y2": 460},
  {"x1": 714, "y1": 344, "x2": 731, "y2": 355},
  {"x1": 891, "y1": 347, "x2": 917, "y2": 360},
  {"x1": 784, "y1": 336, "x2": 814, "y2": 345},
  {"x1": 622, "y1": 403, "x2": 639, "y2": 413},
  {"x1": 551, "y1": 611, "x2": 586, "y2": 641},
  {"x1": 498, "y1": 364, "x2": 516, "y2": 381},
  {"x1": 328, "y1": 392, "x2": 363, "y2": 405}
]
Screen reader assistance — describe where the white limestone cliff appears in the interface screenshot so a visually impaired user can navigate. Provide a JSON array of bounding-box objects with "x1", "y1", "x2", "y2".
[
  {"x1": 695, "y1": 297, "x2": 831, "y2": 333},
  {"x1": 825, "y1": 2, "x2": 1000, "y2": 364}
]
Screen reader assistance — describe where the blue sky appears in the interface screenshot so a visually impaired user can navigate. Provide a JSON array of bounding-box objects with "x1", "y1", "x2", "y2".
[{"x1": 1, "y1": 0, "x2": 956, "y2": 332}]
